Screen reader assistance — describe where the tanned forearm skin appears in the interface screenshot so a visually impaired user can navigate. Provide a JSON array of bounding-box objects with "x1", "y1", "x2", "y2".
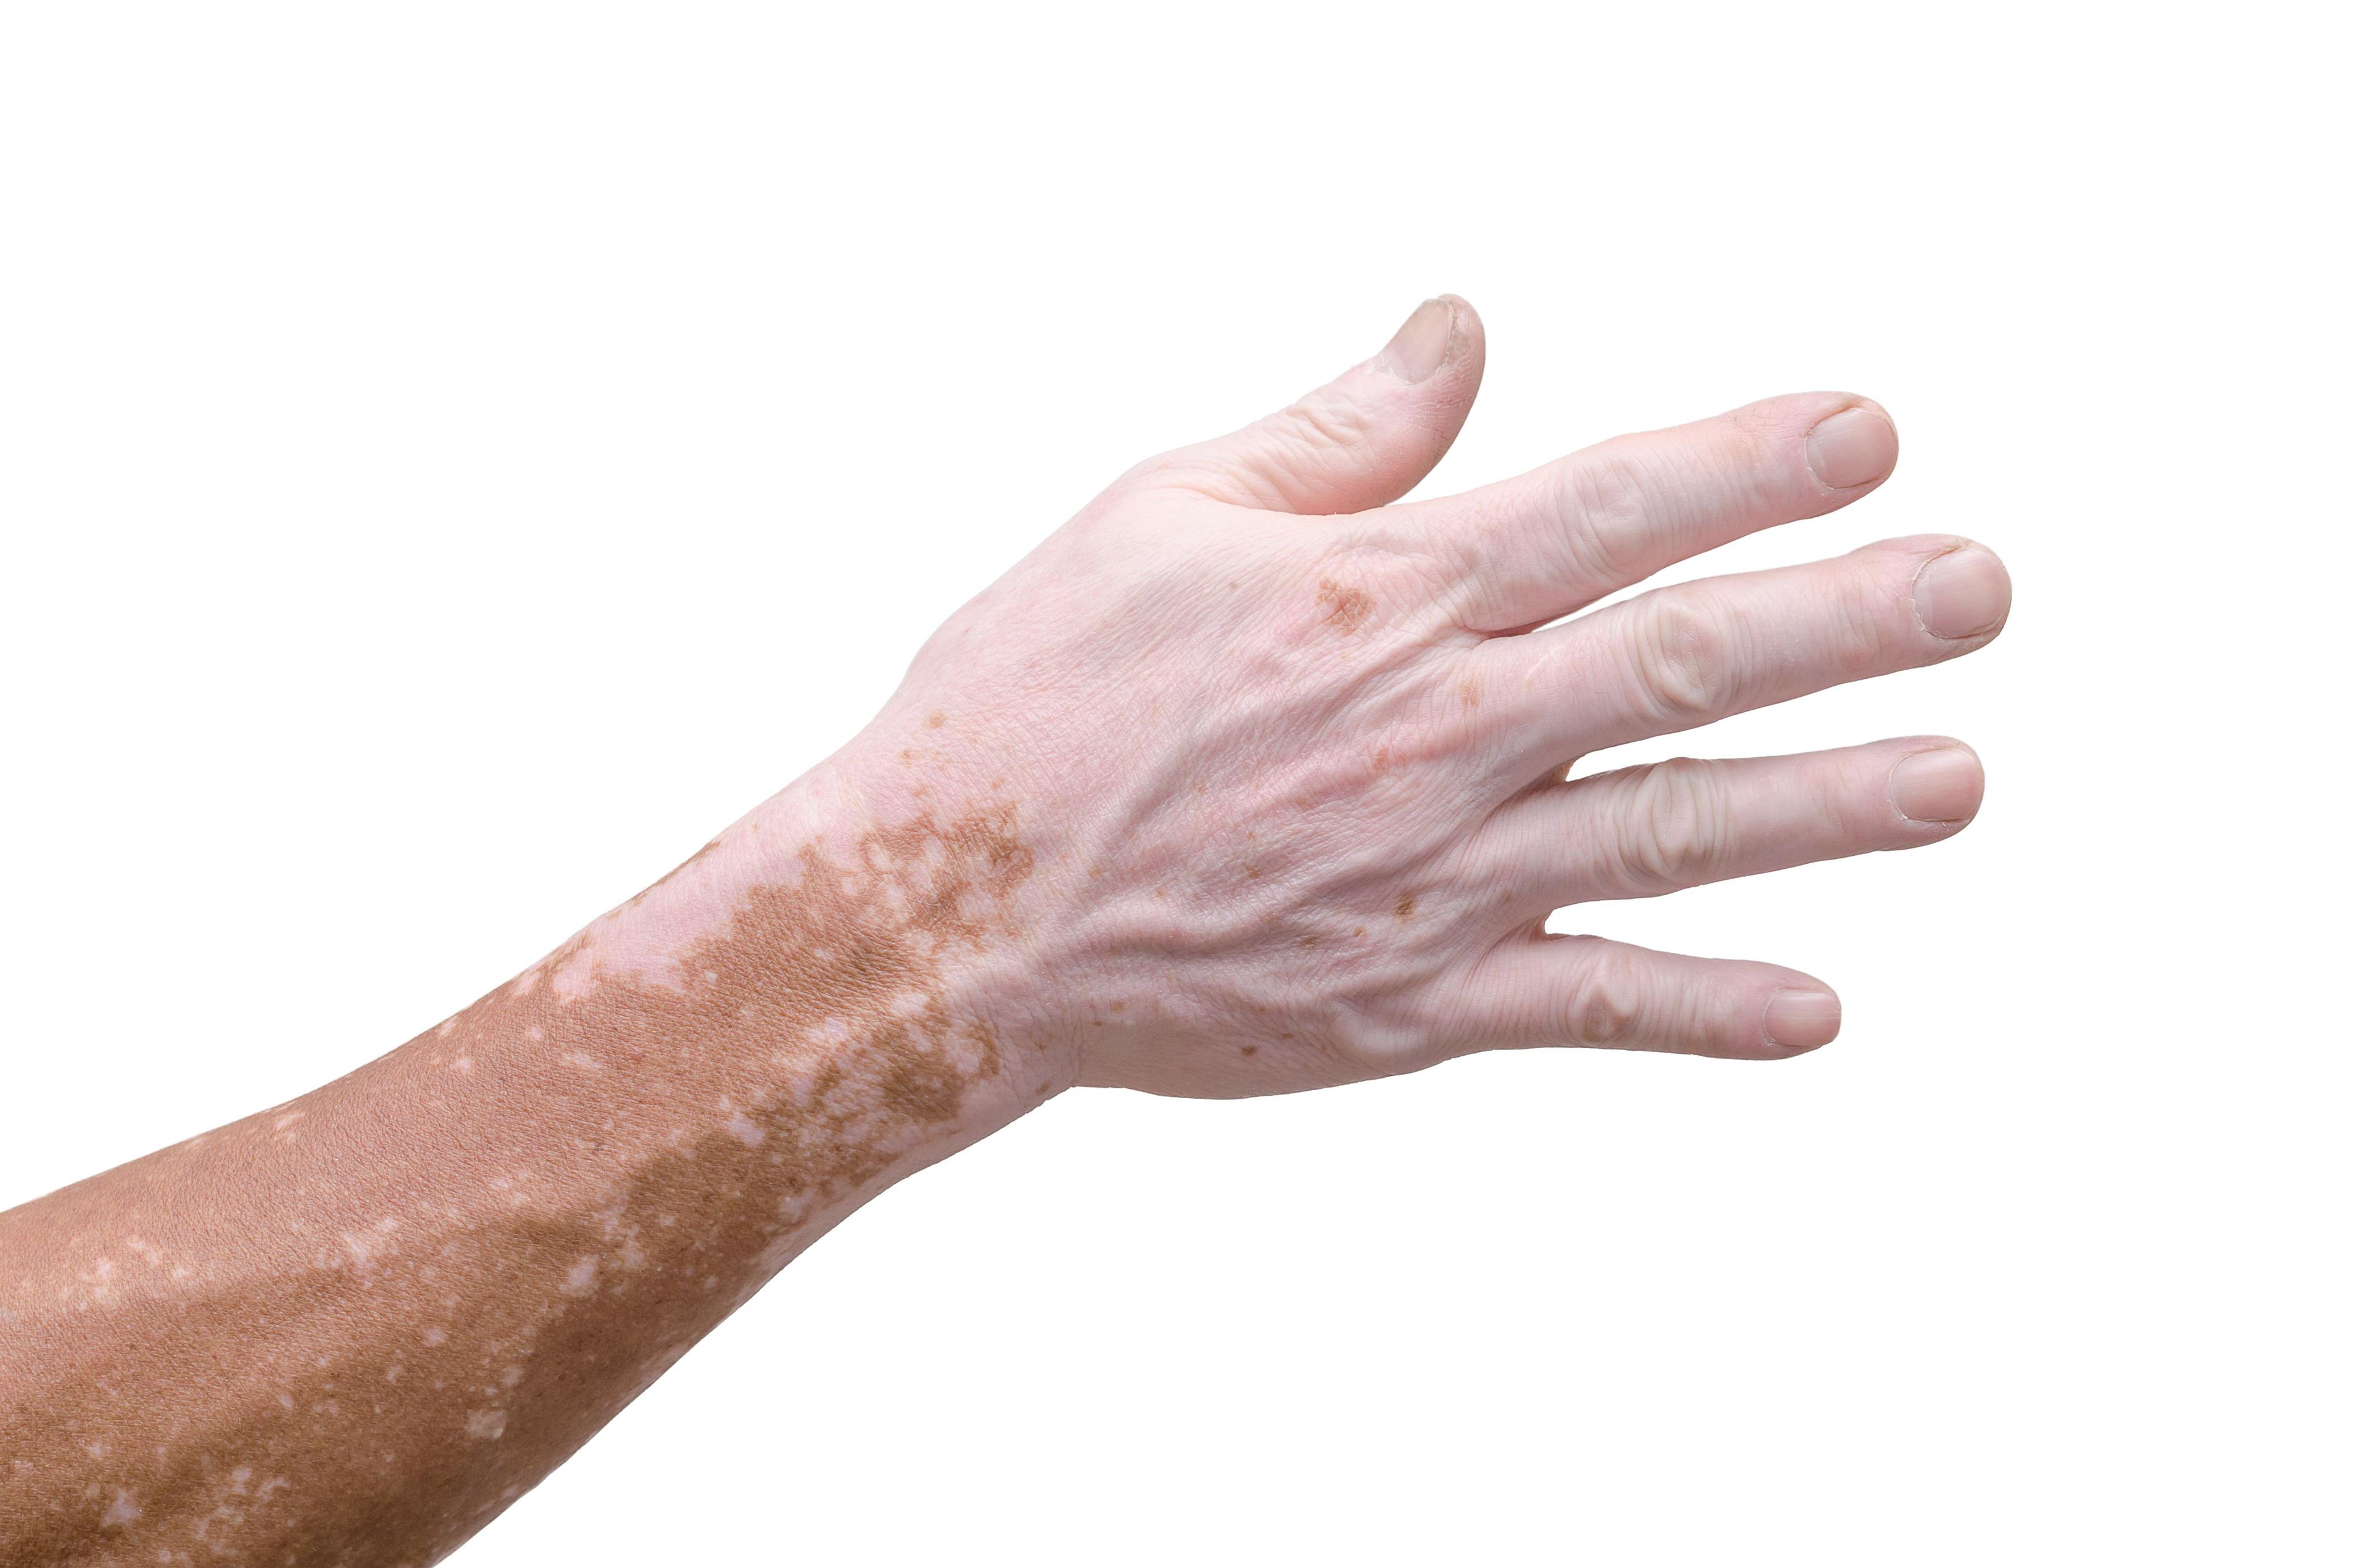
[
  {"x1": 0, "y1": 766, "x2": 1056, "y2": 1563},
  {"x1": 0, "y1": 297, "x2": 2010, "y2": 1564}
]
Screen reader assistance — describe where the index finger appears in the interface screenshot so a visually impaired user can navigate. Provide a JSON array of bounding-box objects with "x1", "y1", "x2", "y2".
[{"x1": 1396, "y1": 392, "x2": 1899, "y2": 633}]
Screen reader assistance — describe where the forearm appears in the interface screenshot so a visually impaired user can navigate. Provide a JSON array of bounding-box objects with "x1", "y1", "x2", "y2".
[
  {"x1": 0, "y1": 751, "x2": 1053, "y2": 1564},
  {"x1": 3, "y1": 295, "x2": 2005, "y2": 1565}
]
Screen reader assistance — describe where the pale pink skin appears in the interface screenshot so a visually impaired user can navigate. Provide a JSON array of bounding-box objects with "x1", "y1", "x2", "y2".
[
  {"x1": 821, "y1": 292, "x2": 2008, "y2": 1093},
  {"x1": 528, "y1": 294, "x2": 2006, "y2": 1090},
  {"x1": 0, "y1": 297, "x2": 2006, "y2": 1562}
]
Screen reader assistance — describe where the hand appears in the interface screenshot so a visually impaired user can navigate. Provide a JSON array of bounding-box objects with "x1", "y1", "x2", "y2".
[
  {"x1": 0, "y1": 296, "x2": 2009, "y2": 1566},
  {"x1": 841, "y1": 295, "x2": 2008, "y2": 1097}
]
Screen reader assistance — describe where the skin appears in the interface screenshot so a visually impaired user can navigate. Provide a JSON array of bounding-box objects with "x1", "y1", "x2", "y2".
[{"x1": 0, "y1": 296, "x2": 2008, "y2": 1564}]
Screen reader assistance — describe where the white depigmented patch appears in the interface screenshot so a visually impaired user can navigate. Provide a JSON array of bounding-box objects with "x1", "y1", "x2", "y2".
[
  {"x1": 500, "y1": 1365, "x2": 523, "y2": 1388},
  {"x1": 464, "y1": 1409, "x2": 508, "y2": 1440},
  {"x1": 562, "y1": 1050, "x2": 599, "y2": 1070},
  {"x1": 101, "y1": 1488, "x2": 141, "y2": 1527},
  {"x1": 561, "y1": 1257, "x2": 600, "y2": 1297},
  {"x1": 423, "y1": 1327, "x2": 448, "y2": 1346},
  {"x1": 451, "y1": 1056, "x2": 474, "y2": 1075},
  {"x1": 229, "y1": 1466, "x2": 252, "y2": 1493},
  {"x1": 724, "y1": 1112, "x2": 765, "y2": 1148}
]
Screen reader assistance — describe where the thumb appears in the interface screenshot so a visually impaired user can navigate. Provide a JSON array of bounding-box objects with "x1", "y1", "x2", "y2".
[{"x1": 1155, "y1": 295, "x2": 1486, "y2": 515}]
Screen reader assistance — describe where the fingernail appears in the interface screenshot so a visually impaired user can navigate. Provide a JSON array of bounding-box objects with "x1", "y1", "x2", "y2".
[
  {"x1": 1805, "y1": 404, "x2": 1896, "y2": 489},
  {"x1": 1888, "y1": 746, "x2": 1984, "y2": 824},
  {"x1": 1912, "y1": 546, "x2": 2011, "y2": 639},
  {"x1": 1378, "y1": 297, "x2": 1454, "y2": 382},
  {"x1": 1762, "y1": 989, "x2": 1842, "y2": 1051}
]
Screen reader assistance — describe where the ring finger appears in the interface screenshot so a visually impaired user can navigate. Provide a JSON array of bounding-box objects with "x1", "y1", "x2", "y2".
[{"x1": 1464, "y1": 737, "x2": 1985, "y2": 911}]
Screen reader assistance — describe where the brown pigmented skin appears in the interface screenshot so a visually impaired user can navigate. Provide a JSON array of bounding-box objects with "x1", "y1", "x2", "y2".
[
  {"x1": 0, "y1": 803, "x2": 1033, "y2": 1567},
  {"x1": 1315, "y1": 578, "x2": 1375, "y2": 632}
]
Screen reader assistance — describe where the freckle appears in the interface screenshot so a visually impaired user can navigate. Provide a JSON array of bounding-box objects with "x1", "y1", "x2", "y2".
[
  {"x1": 1395, "y1": 893, "x2": 1417, "y2": 920},
  {"x1": 926, "y1": 710, "x2": 946, "y2": 728},
  {"x1": 1246, "y1": 865, "x2": 1261, "y2": 879},
  {"x1": 1352, "y1": 926, "x2": 1366, "y2": 937},
  {"x1": 1297, "y1": 935, "x2": 1320, "y2": 947},
  {"x1": 1317, "y1": 578, "x2": 1375, "y2": 631},
  {"x1": 1241, "y1": 1045, "x2": 1259, "y2": 1057}
]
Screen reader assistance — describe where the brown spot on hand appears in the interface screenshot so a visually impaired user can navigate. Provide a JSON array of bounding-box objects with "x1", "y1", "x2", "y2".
[
  {"x1": 1394, "y1": 893, "x2": 1418, "y2": 920},
  {"x1": 1315, "y1": 578, "x2": 1374, "y2": 633}
]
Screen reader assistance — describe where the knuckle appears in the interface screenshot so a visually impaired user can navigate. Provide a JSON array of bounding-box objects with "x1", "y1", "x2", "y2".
[
  {"x1": 1829, "y1": 564, "x2": 1902, "y2": 667},
  {"x1": 1629, "y1": 594, "x2": 1736, "y2": 727},
  {"x1": 1547, "y1": 451, "x2": 1658, "y2": 586},
  {"x1": 1615, "y1": 757, "x2": 1727, "y2": 892},
  {"x1": 1564, "y1": 945, "x2": 1647, "y2": 1047},
  {"x1": 1273, "y1": 392, "x2": 1376, "y2": 455}
]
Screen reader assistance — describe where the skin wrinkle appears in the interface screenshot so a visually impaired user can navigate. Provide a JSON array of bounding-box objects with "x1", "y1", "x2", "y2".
[
  {"x1": 1315, "y1": 578, "x2": 1375, "y2": 633},
  {"x1": 0, "y1": 797, "x2": 1034, "y2": 1567}
]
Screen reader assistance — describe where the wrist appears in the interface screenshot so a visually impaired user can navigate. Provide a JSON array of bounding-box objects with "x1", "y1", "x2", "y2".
[{"x1": 558, "y1": 732, "x2": 1077, "y2": 1159}]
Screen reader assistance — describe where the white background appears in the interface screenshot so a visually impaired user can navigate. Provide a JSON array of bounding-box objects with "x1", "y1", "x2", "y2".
[{"x1": 2, "y1": 4, "x2": 2359, "y2": 1562}]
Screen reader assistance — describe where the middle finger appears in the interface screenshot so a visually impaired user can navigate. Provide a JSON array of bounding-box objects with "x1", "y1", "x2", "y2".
[{"x1": 1471, "y1": 533, "x2": 2012, "y2": 775}]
